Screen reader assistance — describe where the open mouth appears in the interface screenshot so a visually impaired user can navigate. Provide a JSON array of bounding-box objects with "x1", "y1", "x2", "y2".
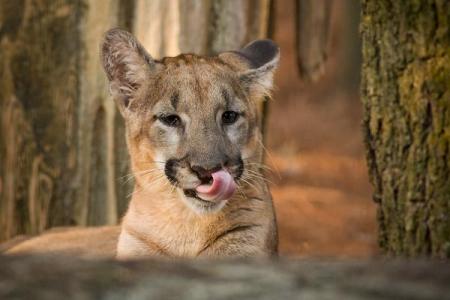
[
  {"x1": 167, "y1": 168, "x2": 241, "y2": 213},
  {"x1": 164, "y1": 157, "x2": 242, "y2": 204},
  {"x1": 195, "y1": 170, "x2": 236, "y2": 202},
  {"x1": 179, "y1": 169, "x2": 236, "y2": 203}
]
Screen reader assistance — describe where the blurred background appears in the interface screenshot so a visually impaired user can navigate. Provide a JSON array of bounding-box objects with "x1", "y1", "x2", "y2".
[
  {"x1": 268, "y1": 0, "x2": 376, "y2": 257},
  {"x1": 0, "y1": 0, "x2": 377, "y2": 257}
]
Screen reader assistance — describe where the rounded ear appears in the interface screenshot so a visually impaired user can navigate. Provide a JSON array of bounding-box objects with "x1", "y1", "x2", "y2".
[
  {"x1": 220, "y1": 39, "x2": 280, "y2": 93},
  {"x1": 101, "y1": 28, "x2": 155, "y2": 114}
]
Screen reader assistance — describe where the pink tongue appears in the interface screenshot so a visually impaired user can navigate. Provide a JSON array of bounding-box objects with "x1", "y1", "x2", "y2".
[{"x1": 195, "y1": 170, "x2": 236, "y2": 202}]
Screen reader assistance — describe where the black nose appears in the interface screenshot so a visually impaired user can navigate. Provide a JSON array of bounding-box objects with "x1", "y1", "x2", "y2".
[{"x1": 191, "y1": 164, "x2": 222, "y2": 183}]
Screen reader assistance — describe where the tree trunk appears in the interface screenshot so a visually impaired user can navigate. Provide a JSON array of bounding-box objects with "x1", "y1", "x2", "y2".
[
  {"x1": 361, "y1": 0, "x2": 450, "y2": 258},
  {"x1": 295, "y1": 0, "x2": 332, "y2": 82},
  {"x1": 0, "y1": 0, "x2": 133, "y2": 241},
  {"x1": 0, "y1": 0, "x2": 273, "y2": 242}
]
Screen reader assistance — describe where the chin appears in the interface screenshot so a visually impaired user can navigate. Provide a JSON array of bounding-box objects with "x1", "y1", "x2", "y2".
[{"x1": 177, "y1": 189, "x2": 227, "y2": 215}]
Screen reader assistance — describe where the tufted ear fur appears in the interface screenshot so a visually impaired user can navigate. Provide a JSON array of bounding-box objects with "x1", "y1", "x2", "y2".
[
  {"x1": 101, "y1": 28, "x2": 155, "y2": 114},
  {"x1": 220, "y1": 39, "x2": 280, "y2": 96}
]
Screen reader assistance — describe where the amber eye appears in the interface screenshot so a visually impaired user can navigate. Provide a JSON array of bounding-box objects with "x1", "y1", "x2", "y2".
[
  {"x1": 158, "y1": 114, "x2": 181, "y2": 127},
  {"x1": 222, "y1": 111, "x2": 239, "y2": 125}
]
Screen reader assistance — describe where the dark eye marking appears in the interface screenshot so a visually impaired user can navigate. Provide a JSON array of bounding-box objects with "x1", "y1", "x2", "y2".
[
  {"x1": 221, "y1": 89, "x2": 243, "y2": 125},
  {"x1": 170, "y1": 92, "x2": 179, "y2": 109},
  {"x1": 222, "y1": 111, "x2": 239, "y2": 125},
  {"x1": 221, "y1": 88, "x2": 231, "y2": 108},
  {"x1": 158, "y1": 114, "x2": 182, "y2": 127}
]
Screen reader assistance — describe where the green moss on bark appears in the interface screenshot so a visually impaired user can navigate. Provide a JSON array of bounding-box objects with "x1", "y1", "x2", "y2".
[{"x1": 361, "y1": 0, "x2": 450, "y2": 258}]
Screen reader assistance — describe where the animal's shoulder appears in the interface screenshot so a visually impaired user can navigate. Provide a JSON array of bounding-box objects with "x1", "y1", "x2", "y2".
[{"x1": 4, "y1": 226, "x2": 120, "y2": 259}]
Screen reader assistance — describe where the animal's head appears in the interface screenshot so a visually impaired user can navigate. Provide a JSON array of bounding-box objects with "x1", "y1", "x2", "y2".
[{"x1": 101, "y1": 29, "x2": 279, "y2": 214}]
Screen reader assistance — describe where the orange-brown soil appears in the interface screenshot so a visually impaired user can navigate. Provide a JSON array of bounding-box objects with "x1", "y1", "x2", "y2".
[{"x1": 267, "y1": 151, "x2": 377, "y2": 258}]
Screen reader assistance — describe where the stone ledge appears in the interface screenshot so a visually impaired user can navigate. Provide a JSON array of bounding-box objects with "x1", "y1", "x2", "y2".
[{"x1": 0, "y1": 255, "x2": 449, "y2": 300}]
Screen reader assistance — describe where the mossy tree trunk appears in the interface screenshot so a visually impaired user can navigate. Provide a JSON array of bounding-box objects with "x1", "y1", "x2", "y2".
[
  {"x1": 0, "y1": 0, "x2": 274, "y2": 242},
  {"x1": 361, "y1": 0, "x2": 450, "y2": 258}
]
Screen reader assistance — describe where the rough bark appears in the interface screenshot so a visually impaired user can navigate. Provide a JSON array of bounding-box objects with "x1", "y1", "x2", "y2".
[
  {"x1": 0, "y1": 0, "x2": 133, "y2": 241},
  {"x1": 0, "y1": 256, "x2": 449, "y2": 300},
  {"x1": 361, "y1": 0, "x2": 450, "y2": 257}
]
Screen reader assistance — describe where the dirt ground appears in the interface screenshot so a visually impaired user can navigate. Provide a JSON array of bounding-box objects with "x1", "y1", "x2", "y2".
[{"x1": 267, "y1": 1, "x2": 378, "y2": 258}]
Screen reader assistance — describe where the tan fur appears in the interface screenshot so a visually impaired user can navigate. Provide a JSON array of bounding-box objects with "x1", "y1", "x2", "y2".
[
  {"x1": 5, "y1": 226, "x2": 120, "y2": 259},
  {"x1": 5, "y1": 29, "x2": 279, "y2": 259}
]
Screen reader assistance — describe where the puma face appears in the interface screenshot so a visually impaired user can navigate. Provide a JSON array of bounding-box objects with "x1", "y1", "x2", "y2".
[{"x1": 101, "y1": 29, "x2": 279, "y2": 214}]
